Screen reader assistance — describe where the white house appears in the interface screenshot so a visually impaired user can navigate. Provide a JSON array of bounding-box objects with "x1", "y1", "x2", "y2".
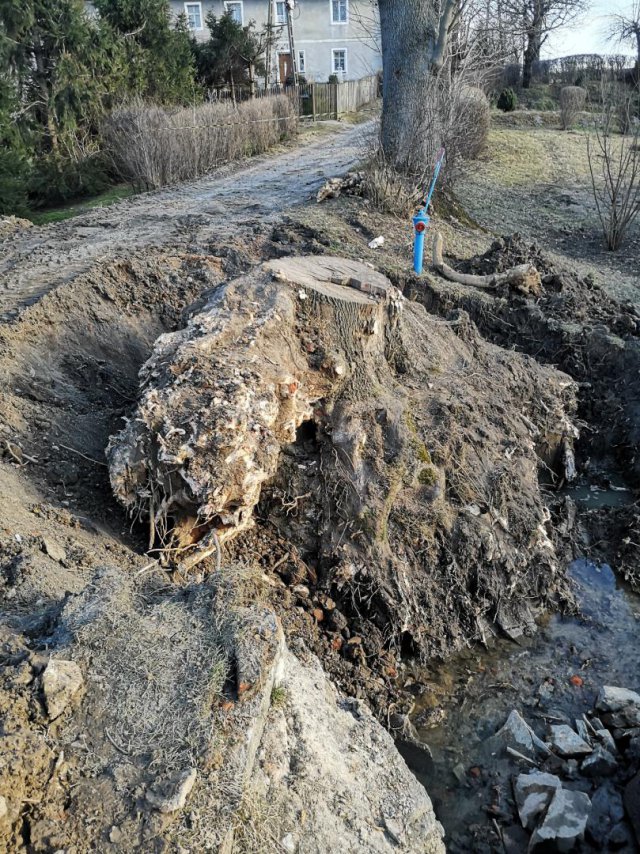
[{"x1": 174, "y1": 0, "x2": 381, "y2": 82}]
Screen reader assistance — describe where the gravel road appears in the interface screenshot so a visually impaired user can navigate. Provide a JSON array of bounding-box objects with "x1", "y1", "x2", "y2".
[{"x1": 0, "y1": 121, "x2": 374, "y2": 317}]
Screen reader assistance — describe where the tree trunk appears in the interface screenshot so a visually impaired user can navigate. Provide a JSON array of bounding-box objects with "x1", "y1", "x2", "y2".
[
  {"x1": 378, "y1": 0, "x2": 439, "y2": 174},
  {"x1": 522, "y1": 21, "x2": 542, "y2": 89}
]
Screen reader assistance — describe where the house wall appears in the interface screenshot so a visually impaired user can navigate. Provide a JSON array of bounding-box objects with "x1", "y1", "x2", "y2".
[{"x1": 172, "y1": 0, "x2": 381, "y2": 82}]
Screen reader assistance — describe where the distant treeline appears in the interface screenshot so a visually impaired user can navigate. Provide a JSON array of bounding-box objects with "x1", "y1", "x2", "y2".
[{"x1": 502, "y1": 53, "x2": 638, "y2": 89}]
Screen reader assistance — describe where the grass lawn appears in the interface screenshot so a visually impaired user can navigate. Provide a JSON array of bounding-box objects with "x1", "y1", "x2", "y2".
[{"x1": 28, "y1": 184, "x2": 137, "y2": 225}]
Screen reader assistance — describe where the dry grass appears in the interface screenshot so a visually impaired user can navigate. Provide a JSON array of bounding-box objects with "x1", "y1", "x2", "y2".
[
  {"x1": 64, "y1": 567, "x2": 228, "y2": 774},
  {"x1": 103, "y1": 96, "x2": 298, "y2": 190}
]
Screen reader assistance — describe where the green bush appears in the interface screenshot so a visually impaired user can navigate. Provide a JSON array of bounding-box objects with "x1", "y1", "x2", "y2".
[
  {"x1": 28, "y1": 153, "x2": 112, "y2": 209},
  {"x1": 497, "y1": 87, "x2": 518, "y2": 112},
  {"x1": 0, "y1": 150, "x2": 31, "y2": 216}
]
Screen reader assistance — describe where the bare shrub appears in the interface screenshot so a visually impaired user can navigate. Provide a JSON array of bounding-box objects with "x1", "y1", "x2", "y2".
[
  {"x1": 103, "y1": 95, "x2": 298, "y2": 190},
  {"x1": 587, "y1": 93, "x2": 640, "y2": 250},
  {"x1": 362, "y1": 150, "x2": 423, "y2": 216},
  {"x1": 455, "y1": 86, "x2": 490, "y2": 160},
  {"x1": 559, "y1": 85, "x2": 587, "y2": 129}
]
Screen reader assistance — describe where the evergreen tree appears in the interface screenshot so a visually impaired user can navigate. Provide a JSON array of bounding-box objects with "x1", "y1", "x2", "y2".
[
  {"x1": 94, "y1": 0, "x2": 196, "y2": 103},
  {"x1": 194, "y1": 12, "x2": 266, "y2": 98}
]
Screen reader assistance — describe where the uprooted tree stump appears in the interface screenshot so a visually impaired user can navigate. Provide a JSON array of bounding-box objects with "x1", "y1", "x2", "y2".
[
  {"x1": 432, "y1": 232, "x2": 543, "y2": 297},
  {"x1": 108, "y1": 257, "x2": 403, "y2": 562},
  {"x1": 108, "y1": 254, "x2": 579, "y2": 665}
]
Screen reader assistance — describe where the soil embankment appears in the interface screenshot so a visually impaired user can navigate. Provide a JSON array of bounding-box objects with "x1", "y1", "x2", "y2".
[{"x1": 1, "y1": 116, "x2": 640, "y2": 851}]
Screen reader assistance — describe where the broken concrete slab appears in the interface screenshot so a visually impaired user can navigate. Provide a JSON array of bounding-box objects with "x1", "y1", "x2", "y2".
[
  {"x1": 42, "y1": 658, "x2": 84, "y2": 720},
  {"x1": 146, "y1": 768, "x2": 197, "y2": 813},
  {"x1": 529, "y1": 788, "x2": 591, "y2": 852},
  {"x1": 596, "y1": 686, "x2": 640, "y2": 714},
  {"x1": 580, "y1": 746, "x2": 618, "y2": 777},
  {"x1": 513, "y1": 771, "x2": 562, "y2": 830},
  {"x1": 548, "y1": 724, "x2": 592, "y2": 757}
]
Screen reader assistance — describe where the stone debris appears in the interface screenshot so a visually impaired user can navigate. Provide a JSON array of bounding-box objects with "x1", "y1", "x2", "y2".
[
  {"x1": 529, "y1": 788, "x2": 591, "y2": 851},
  {"x1": 490, "y1": 710, "x2": 550, "y2": 758},
  {"x1": 145, "y1": 767, "x2": 197, "y2": 814},
  {"x1": 484, "y1": 686, "x2": 640, "y2": 851},
  {"x1": 586, "y1": 784, "x2": 625, "y2": 847},
  {"x1": 580, "y1": 746, "x2": 618, "y2": 777},
  {"x1": 548, "y1": 724, "x2": 593, "y2": 757},
  {"x1": 316, "y1": 171, "x2": 364, "y2": 202},
  {"x1": 42, "y1": 658, "x2": 84, "y2": 720},
  {"x1": 513, "y1": 771, "x2": 562, "y2": 830},
  {"x1": 624, "y1": 771, "x2": 640, "y2": 845},
  {"x1": 596, "y1": 686, "x2": 640, "y2": 714},
  {"x1": 42, "y1": 537, "x2": 66, "y2": 564}
]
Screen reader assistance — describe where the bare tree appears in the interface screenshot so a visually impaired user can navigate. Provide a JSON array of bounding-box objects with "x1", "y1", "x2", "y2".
[
  {"x1": 500, "y1": 0, "x2": 587, "y2": 87},
  {"x1": 609, "y1": 1, "x2": 640, "y2": 78}
]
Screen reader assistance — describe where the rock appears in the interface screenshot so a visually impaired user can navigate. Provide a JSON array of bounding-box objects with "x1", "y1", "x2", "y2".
[
  {"x1": 146, "y1": 768, "x2": 197, "y2": 813},
  {"x1": 383, "y1": 816, "x2": 404, "y2": 844},
  {"x1": 595, "y1": 728, "x2": 618, "y2": 755},
  {"x1": 513, "y1": 770, "x2": 562, "y2": 830},
  {"x1": 581, "y1": 745, "x2": 618, "y2": 777},
  {"x1": 42, "y1": 659, "x2": 84, "y2": 720},
  {"x1": 42, "y1": 537, "x2": 66, "y2": 564},
  {"x1": 548, "y1": 724, "x2": 592, "y2": 757},
  {"x1": 281, "y1": 833, "x2": 296, "y2": 853},
  {"x1": 624, "y1": 771, "x2": 640, "y2": 846},
  {"x1": 529, "y1": 788, "x2": 591, "y2": 851},
  {"x1": 575, "y1": 719, "x2": 591, "y2": 743},
  {"x1": 489, "y1": 710, "x2": 550, "y2": 758},
  {"x1": 586, "y1": 785, "x2": 624, "y2": 848},
  {"x1": 596, "y1": 686, "x2": 640, "y2": 714}
]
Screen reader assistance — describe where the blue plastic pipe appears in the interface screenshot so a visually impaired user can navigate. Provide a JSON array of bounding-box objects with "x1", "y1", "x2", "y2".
[
  {"x1": 413, "y1": 210, "x2": 430, "y2": 274},
  {"x1": 412, "y1": 148, "x2": 445, "y2": 275}
]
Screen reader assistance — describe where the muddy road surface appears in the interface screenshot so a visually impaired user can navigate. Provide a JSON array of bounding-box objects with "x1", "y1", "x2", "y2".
[{"x1": 0, "y1": 121, "x2": 373, "y2": 318}]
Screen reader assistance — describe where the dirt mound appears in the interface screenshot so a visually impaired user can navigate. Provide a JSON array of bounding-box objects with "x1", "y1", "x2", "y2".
[
  {"x1": 460, "y1": 234, "x2": 640, "y2": 336},
  {"x1": 107, "y1": 255, "x2": 578, "y2": 712}
]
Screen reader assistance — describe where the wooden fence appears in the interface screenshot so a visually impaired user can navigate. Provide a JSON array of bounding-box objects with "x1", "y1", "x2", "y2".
[{"x1": 208, "y1": 74, "x2": 380, "y2": 121}]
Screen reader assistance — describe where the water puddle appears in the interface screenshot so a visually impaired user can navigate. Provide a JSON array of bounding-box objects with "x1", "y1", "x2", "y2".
[{"x1": 405, "y1": 559, "x2": 640, "y2": 849}]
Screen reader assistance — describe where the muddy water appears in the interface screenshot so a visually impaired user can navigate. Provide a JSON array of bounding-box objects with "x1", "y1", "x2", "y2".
[{"x1": 406, "y1": 556, "x2": 640, "y2": 849}]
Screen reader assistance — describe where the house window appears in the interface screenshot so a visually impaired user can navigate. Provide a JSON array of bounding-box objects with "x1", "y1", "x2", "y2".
[
  {"x1": 275, "y1": 1, "x2": 286, "y2": 24},
  {"x1": 224, "y1": 1, "x2": 243, "y2": 24},
  {"x1": 331, "y1": 0, "x2": 348, "y2": 24},
  {"x1": 332, "y1": 48, "x2": 347, "y2": 74},
  {"x1": 184, "y1": 2, "x2": 203, "y2": 30},
  {"x1": 298, "y1": 50, "x2": 306, "y2": 74}
]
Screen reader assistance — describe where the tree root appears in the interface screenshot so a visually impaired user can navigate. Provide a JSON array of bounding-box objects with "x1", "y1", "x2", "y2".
[{"x1": 432, "y1": 232, "x2": 542, "y2": 297}]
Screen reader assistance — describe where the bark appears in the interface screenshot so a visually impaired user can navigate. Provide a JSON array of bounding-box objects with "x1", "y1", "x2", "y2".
[
  {"x1": 522, "y1": 25, "x2": 542, "y2": 89},
  {"x1": 379, "y1": 0, "x2": 453, "y2": 173}
]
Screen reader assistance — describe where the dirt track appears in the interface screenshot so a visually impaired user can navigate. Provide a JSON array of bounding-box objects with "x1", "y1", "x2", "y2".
[{"x1": 0, "y1": 121, "x2": 373, "y2": 318}]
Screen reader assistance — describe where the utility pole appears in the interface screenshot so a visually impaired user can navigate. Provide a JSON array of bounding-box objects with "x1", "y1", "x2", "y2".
[
  {"x1": 285, "y1": 0, "x2": 299, "y2": 85},
  {"x1": 265, "y1": 0, "x2": 273, "y2": 86}
]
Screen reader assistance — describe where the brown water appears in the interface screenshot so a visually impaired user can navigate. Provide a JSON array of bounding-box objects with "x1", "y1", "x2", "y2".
[{"x1": 406, "y1": 557, "x2": 640, "y2": 850}]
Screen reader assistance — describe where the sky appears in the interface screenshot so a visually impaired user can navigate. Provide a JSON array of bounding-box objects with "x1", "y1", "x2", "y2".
[{"x1": 542, "y1": 0, "x2": 635, "y2": 59}]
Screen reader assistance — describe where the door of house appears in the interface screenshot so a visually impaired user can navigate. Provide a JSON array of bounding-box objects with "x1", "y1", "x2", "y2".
[{"x1": 279, "y1": 53, "x2": 292, "y2": 84}]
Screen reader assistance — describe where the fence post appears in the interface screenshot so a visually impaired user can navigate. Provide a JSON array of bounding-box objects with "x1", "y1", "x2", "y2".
[
  {"x1": 311, "y1": 83, "x2": 317, "y2": 122},
  {"x1": 331, "y1": 82, "x2": 338, "y2": 120}
]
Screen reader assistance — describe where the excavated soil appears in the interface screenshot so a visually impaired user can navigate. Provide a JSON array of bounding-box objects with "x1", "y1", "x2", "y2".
[{"x1": 1, "y1": 142, "x2": 639, "y2": 852}]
